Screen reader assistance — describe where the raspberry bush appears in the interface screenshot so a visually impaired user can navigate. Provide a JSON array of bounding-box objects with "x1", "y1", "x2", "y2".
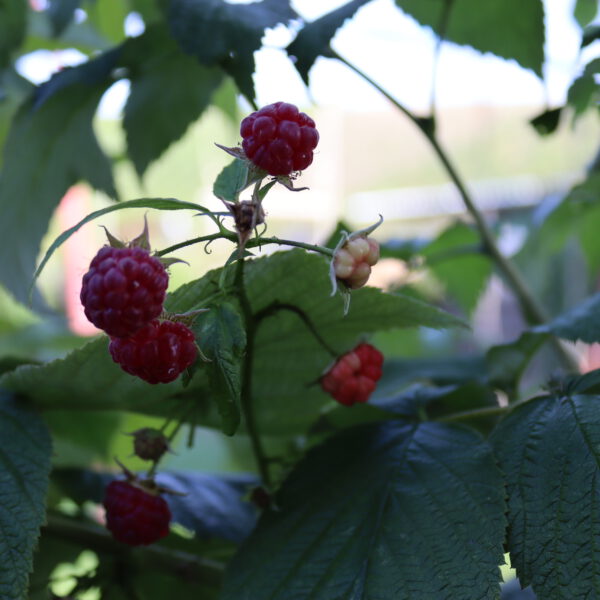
[{"x1": 0, "y1": 3, "x2": 598, "y2": 600}]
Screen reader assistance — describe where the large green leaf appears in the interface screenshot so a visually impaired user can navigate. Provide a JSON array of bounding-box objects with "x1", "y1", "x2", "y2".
[
  {"x1": 491, "y1": 394, "x2": 600, "y2": 598},
  {"x1": 168, "y1": 250, "x2": 464, "y2": 433},
  {"x1": 287, "y1": 0, "x2": 374, "y2": 83},
  {"x1": 0, "y1": 391, "x2": 52, "y2": 600},
  {"x1": 222, "y1": 420, "x2": 506, "y2": 599},
  {"x1": 0, "y1": 50, "x2": 119, "y2": 303},
  {"x1": 123, "y1": 25, "x2": 225, "y2": 176},
  {"x1": 166, "y1": 0, "x2": 297, "y2": 101},
  {"x1": 0, "y1": 0, "x2": 26, "y2": 68},
  {"x1": 1, "y1": 251, "x2": 461, "y2": 435},
  {"x1": 0, "y1": 337, "x2": 207, "y2": 415},
  {"x1": 395, "y1": 0, "x2": 545, "y2": 77}
]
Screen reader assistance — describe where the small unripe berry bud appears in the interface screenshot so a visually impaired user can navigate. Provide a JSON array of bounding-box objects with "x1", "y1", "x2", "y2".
[
  {"x1": 131, "y1": 427, "x2": 169, "y2": 461},
  {"x1": 333, "y1": 236, "x2": 380, "y2": 290}
]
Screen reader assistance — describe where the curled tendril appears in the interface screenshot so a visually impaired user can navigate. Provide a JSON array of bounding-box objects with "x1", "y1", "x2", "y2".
[{"x1": 203, "y1": 238, "x2": 215, "y2": 254}]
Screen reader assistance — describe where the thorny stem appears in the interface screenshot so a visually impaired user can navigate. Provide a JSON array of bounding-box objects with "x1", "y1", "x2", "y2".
[
  {"x1": 331, "y1": 48, "x2": 579, "y2": 372},
  {"x1": 234, "y1": 257, "x2": 272, "y2": 487},
  {"x1": 43, "y1": 513, "x2": 225, "y2": 587},
  {"x1": 157, "y1": 232, "x2": 334, "y2": 259}
]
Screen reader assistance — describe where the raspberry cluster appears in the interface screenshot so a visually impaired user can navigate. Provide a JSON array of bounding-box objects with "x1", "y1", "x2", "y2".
[
  {"x1": 103, "y1": 479, "x2": 171, "y2": 546},
  {"x1": 321, "y1": 343, "x2": 384, "y2": 406},
  {"x1": 109, "y1": 320, "x2": 197, "y2": 384},
  {"x1": 80, "y1": 246, "x2": 168, "y2": 338},
  {"x1": 240, "y1": 102, "x2": 319, "y2": 176},
  {"x1": 81, "y1": 238, "x2": 197, "y2": 384},
  {"x1": 333, "y1": 236, "x2": 380, "y2": 290}
]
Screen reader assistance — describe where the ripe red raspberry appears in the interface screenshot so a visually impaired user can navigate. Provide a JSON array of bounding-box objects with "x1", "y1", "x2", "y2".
[
  {"x1": 321, "y1": 343, "x2": 384, "y2": 406},
  {"x1": 334, "y1": 236, "x2": 380, "y2": 289},
  {"x1": 80, "y1": 246, "x2": 169, "y2": 338},
  {"x1": 109, "y1": 320, "x2": 198, "y2": 384},
  {"x1": 240, "y1": 101, "x2": 319, "y2": 176},
  {"x1": 103, "y1": 479, "x2": 171, "y2": 546}
]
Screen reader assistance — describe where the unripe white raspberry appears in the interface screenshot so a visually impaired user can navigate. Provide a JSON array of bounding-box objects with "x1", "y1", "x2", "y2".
[{"x1": 333, "y1": 235, "x2": 380, "y2": 290}]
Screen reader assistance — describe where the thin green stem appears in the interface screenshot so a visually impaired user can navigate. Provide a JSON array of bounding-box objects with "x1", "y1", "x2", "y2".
[
  {"x1": 245, "y1": 236, "x2": 334, "y2": 256},
  {"x1": 43, "y1": 513, "x2": 225, "y2": 586},
  {"x1": 234, "y1": 257, "x2": 272, "y2": 487},
  {"x1": 155, "y1": 233, "x2": 230, "y2": 257},
  {"x1": 331, "y1": 49, "x2": 579, "y2": 372}
]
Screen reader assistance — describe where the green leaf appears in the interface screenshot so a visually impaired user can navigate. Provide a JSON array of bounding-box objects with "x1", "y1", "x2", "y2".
[
  {"x1": 0, "y1": 337, "x2": 209, "y2": 417},
  {"x1": 0, "y1": 0, "x2": 26, "y2": 68},
  {"x1": 166, "y1": 0, "x2": 297, "y2": 101},
  {"x1": 491, "y1": 394, "x2": 600, "y2": 598},
  {"x1": 222, "y1": 420, "x2": 506, "y2": 600},
  {"x1": 485, "y1": 331, "x2": 548, "y2": 398},
  {"x1": 168, "y1": 250, "x2": 464, "y2": 433},
  {"x1": 33, "y1": 197, "x2": 206, "y2": 292},
  {"x1": 0, "y1": 50, "x2": 119, "y2": 303},
  {"x1": 535, "y1": 292, "x2": 600, "y2": 344},
  {"x1": 395, "y1": 0, "x2": 545, "y2": 77},
  {"x1": 529, "y1": 107, "x2": 562, "y2": 136},
  {"x1": 582, "y1": 24, "x2": 600, "y2": 48},
  {"x1": 213, "y1": 159, "x2": 251, "y2": 202},
  {"x1": 123, "y1": 25, "x2": 225, "y2": 176},
  {"x1": 574, "y1": 0, "x2": 598, "y2": 27},
  {"x1": 422, "y1": 221, "x2": 490, "y2": 315},
  {"x1": 47, "y1": 0, "x2": 81, "y2": 36},
  {"x1": 567, "y1": 57, "x2": 600, "y2": 121},
  {"x1": 195, "y1": 303, "x2": 246, "y2": 435},
  {"x1": 0, "y1": 391, "x2": 52, "y2": 600},
  {"x1": 3, "y1": 251, "x2": 460, "y2": 435},
  {"x1": 287, "y1": 0, "x2": 373, "y2": 83}
]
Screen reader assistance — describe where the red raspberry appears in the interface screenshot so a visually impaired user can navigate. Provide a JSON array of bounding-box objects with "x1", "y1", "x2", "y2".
[
  {"x1": 334, "y1": 236, "x2": 380, "y2": 289},
  {"x1": 80, "y1": 246, "x2": 169, "y2": 338},
  {"x1": 321, "y1": 343, "x2": 384, "y2": 406},
  {"x1": 240, "y1": 101, "x2": 319, "y2": 176},
  {"x1": 109, "y1": 320, "x2": 198, "y2": 384},
  {"x1": 103, "y1": 480, "x2": 171, "y2": 546}
]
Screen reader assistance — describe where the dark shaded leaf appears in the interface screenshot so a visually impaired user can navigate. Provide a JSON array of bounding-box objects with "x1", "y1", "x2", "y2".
[
  {"x1": 535, "y1": 292, "x2": 600, "y2": 343},
  {"x1": 582, "y1": 24, "x2": 600, "y2": 48},
  {"x1": 123, "y1": 25, "x2": 225, "y2": 176},
  {"x1": 486, "y1": 331, "x2": 547, "y2": 398},
  {"x1": 567, "y1": 58, "x2": 600, "y2": 121},
  {"x1": 222, "y1": 421, "x2": 506, "y2": 599},
  {"x1": 0, "y1": 391, "x2": 52, "y2": 600},
  {"x1": 194, "y1": 303, "x2": 246, "y2": 435},
  {"x1": 287, "y1": 0, "x2": 373, "y2": 83},
  {"x1": 0, "y1": 50, "x2": 119, "y2": 303},
  {"x1": 395, "y1": 0, "x2": 545, "y2": 76},
  {"x1": 47, "y1": 0, "x2": 81, "y2": 36},
  {"x1": 529, "y1": 107, "x2": 562, "y2": 136},
  {"x1": 0, "y1": 0, "x2": 26, "y2": 68},
  {"x1": 491, "y1": 394, "x2": 600, "y2": 598},
  {"x1": 166, "y1": 0, "x2": 297, "y2": 101}
]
